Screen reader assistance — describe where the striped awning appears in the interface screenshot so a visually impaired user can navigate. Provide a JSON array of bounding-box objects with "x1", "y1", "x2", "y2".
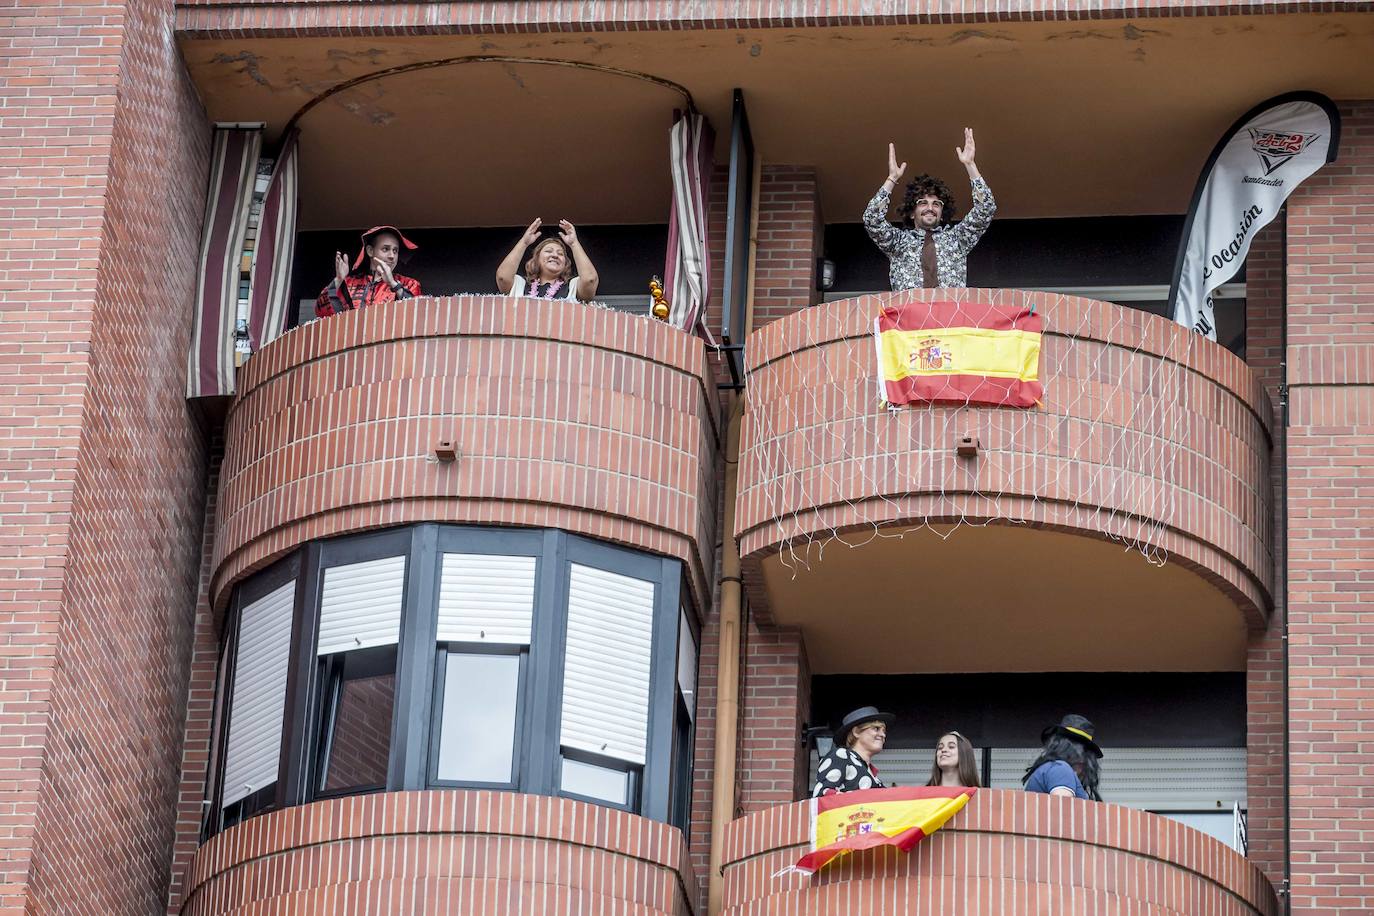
[
  {"x1": 247, "y1": 130, "x2": 299, "y2": 353},
  {"x1": 665, "y1": 111, "x2": 714, "y2": 338},
  {"x1": 187, "y1": 127, "x2": 261, "y2": 399}
]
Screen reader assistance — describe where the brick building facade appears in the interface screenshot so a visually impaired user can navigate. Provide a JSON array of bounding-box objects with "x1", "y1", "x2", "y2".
[{"x1": 2, "y1": 2, "x2": 1373, "y2": 914}]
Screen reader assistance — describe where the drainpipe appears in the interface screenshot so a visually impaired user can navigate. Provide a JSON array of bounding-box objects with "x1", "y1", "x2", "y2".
[
  {"x1": 707, "y1": 395, "x2": 744, "y2": 916},
  {"x1": 708, "y1": 154, "x2": 762, "y2": 916},
  {"x1": 1278, "y1": 204, "x2": 1292, "y2": 914}
]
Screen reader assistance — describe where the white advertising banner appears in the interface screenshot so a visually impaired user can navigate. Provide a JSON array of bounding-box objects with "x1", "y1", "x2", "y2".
[{"x1": 1169, "y1": 92, "x2": 1340, "y2": 340}]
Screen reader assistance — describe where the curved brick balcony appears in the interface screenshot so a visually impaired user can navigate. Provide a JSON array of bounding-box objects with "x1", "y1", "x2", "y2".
[
  {"x1": 210, "y1": 296, "x2": 718, "y2": 611},
  {"x1": 736, "y1": 290, "x2": 1273, "y2": 669},
  {"x1": 722, "y1": 790, "x2": 1276, "y2": 914},
  {"x1": 179, "y1": 790, "x2": 697, "y2": 915}
]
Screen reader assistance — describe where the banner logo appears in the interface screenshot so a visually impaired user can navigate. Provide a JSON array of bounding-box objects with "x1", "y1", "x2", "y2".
[{"x1": 1249, "y1": 129, "x2": 1320, "y2": 176}]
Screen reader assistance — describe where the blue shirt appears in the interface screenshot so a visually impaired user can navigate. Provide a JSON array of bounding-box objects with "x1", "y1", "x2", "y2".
[{"x1": 1024, "y1": 760, "x2": 1089, "y2": 799}]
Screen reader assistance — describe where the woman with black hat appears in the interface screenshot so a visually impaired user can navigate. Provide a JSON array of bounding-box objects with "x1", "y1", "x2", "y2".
[
  {"x1": 316, "y1": 225, "x2": 422, "y2": 318},
  {"x1": 810, "y1": 706, "x2": 894, "y2": 798},
  {"x1": 1022, "y1": 714, "x2": 1103, "y2": 801},
  {"x1": 496, "y1": 218, "x2": 600, "y2": 303}
]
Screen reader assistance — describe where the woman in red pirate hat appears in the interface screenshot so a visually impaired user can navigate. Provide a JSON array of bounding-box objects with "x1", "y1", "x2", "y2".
[
  {"x1": 316, "y1": 225, "x2": 423, "y2": 318},
  {"x1": 496, "y1": 218, "x2": 600, "y2": 303}
]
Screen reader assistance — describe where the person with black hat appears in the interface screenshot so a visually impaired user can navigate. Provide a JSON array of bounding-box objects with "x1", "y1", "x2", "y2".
[
  {"x1": 496, "y1": 218, "x2": 600, "y2": 303},
  {"x1": 316, "y1": 225, "x2": 422, "y2": 318},
  {"x1": 1022, "y1": 714, "x2": 1103, "y2": 801},
  {"x1": 810, "y1": 706, "x2": 894, "y2": 798}
]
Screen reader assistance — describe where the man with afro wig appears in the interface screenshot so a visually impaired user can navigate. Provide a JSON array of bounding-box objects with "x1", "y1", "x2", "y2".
[{"x1": 863, "y1": 128, "x2": 996, "y2": 291}]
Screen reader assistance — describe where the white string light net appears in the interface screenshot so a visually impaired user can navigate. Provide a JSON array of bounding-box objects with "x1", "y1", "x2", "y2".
[{"x1": 740, "y1": 289, "x2": 1203, "y2": 574}]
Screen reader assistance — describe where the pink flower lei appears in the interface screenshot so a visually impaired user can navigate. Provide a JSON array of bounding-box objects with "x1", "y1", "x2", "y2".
[{"x1": 527, "y1": 277, "x2": 565, "y2": 299}]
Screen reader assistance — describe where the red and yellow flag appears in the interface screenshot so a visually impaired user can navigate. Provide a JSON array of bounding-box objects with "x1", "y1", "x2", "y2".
[
  {"x1": 792, "y1": 785, "x2": 976, "y2": 875},
  {"x1": 874, "y1": 299, "x2": 1042, "y2": 407}
]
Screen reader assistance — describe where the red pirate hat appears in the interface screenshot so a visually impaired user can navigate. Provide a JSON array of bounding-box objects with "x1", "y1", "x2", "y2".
[{"x1": 352, "y1": 225, "x2": 418, "y2": 270}]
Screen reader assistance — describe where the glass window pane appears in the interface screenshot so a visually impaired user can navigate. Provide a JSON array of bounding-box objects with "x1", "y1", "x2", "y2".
[
  {"x1": 561, "y1": 757, "x2": 629, "y2": 805},
  {"x1": 321, "y1": 672, "x2": 395, "y2": 792},
  {"x1": 436, "y1": 653, "x2": 520, "y2": 784}
]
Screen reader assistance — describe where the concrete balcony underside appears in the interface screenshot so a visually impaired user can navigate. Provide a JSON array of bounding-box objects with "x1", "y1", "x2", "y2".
[
  {"x1": 210, "y1": 295, "x2": 718, "y2": 616},
  {"x1": 737, "y1": 290, "x2": 1273, "y2": 674},
  {"x1": 722, "y1": 790, "x2": 1277, "y2": 915}
]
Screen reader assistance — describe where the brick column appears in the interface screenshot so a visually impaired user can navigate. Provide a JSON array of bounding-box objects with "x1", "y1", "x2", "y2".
[
  {"x1": 753, "y1": 166, "x2": 823, "y2": 328},
  {"x1": 1285, "y1": 99, "x2": 1374, "y2": 915},
  {"x1": 737, "y1": 621, "x2": 811, "y2": 811},
  {"x1": 1244, "y1": 220, "x2": 1284, "y2": 884}
]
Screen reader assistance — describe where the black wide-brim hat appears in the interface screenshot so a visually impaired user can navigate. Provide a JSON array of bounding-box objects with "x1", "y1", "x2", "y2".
[
  {"x1": 834, "y1": 706, "x2": 895, "y2": 743},
  {"x1": 1041, "y1": 714, "x2": 1103, "y2": 759}
]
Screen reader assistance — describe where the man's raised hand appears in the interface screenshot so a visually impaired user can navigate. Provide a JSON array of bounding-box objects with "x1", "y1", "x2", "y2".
[
  {"x1": 887, "y1": 143, "x2": 907, "y2": 184},
  {"x1": 956, "y1": 128, "x2": 976, "y2": 166}
]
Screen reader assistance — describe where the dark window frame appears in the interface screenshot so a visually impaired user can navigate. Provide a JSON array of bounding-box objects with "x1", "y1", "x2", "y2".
[
  {"x1": 206, "y1": 525, "x2": 697, "y2": 837},
  {"x1": 313, "y1": 644, "x2": 399, "y2": 799},
  {"x1": 206, "y1": 551, "x2": 302, "y2": 836},
  {"x1": 427, "y1": 642, "x2": 529, "y2": 791}
]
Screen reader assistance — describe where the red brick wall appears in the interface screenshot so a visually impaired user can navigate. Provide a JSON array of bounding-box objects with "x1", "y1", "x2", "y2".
[
  {"x1": 167, "y1": 445, "x2": 224, "y2": 914},
  {"x1": 1244, "y1": 221, "x2": 1285, "y2": 884},
  {"x1": 179, "y1": 790, "x2": 698, "y2": 915},
  {"x1": 723, "y1": 791, "x2": 1278, "y2": 915},
  {"x1": 753, "y1": 167, "x2": 822, "y2": 329},
  {"x1": 0, "y1": 0, "x2": 213, "y2": 913},
  {"x1": 173, "y1": 1, "x2": 1374, "y2": 39},
  {"x1": 1284, "y1": 99, "x2": 1374, "y2": 915},
  {"x1": 737, "y1": 621, "x2": 810, "y2": 811}
]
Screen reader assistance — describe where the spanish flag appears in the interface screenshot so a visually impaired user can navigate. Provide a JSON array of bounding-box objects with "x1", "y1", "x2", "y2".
[
  {"x1": 874, "y1": 299, "x2": 1042, "y2": 407},
  {"x1": 791, "y1": 785, "x2": 976, "y2": 875}
]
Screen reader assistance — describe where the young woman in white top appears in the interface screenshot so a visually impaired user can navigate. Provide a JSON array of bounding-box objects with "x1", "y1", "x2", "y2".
[{"x1": 496, "y1": 218, "x2": 600, "y2": 302}]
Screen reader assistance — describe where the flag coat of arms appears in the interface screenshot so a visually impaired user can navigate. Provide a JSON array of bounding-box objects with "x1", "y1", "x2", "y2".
[
  {"x1": 791, "y1": 785, "x2": 977, "y2": 875},
  {"x1": 874, "y1": 299, "x2": 1042, "y2": 408}
]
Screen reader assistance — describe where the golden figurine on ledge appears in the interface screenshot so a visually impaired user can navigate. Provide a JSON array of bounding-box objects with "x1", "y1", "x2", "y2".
[{"x1": 650, "y1": 276, "x2": 670, "y2": 321}]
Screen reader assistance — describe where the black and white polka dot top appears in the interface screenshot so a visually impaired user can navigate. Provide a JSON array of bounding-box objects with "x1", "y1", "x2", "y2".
[{"x1": 811, "y1": 746, "x2": 884, "y2": 798}]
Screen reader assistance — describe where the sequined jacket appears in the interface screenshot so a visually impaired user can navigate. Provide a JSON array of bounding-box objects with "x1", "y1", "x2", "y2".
[{"x1": 863, "y1": 177, "x2": 996, "y2": 290}]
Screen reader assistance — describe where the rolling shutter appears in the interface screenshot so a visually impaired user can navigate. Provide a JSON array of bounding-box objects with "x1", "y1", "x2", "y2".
[
  {"x1": 988, "y1": 746, "x2": 1247, "y2": 810},
  {"x1": 560, "y1": 564, "x2": 655, "y2": 765},
  {"x1": 221, "y1": 579, "x2": 295, "y2": 807},
  {"x1": 677, "y1": 610, "x2": 697, "y2": 720},
  {"x1": 317, "y1": 555, "x2": 406, "y2": 655},
  {"x1": 436, "y1": 553, "x2": 536, "y2": 645}
]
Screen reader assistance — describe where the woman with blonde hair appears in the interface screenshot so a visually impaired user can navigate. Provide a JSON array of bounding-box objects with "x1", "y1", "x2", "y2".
[
  {"x1": 496, "y1": 217, "x2": 600, "y2": 302},
  {"x1": 925, "y1": 731, "x2": 981, "y2": 788}
]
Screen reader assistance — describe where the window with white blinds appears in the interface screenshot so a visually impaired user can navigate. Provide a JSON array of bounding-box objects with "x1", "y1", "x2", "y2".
[
  {"x1": 560, "y1": 563, "x2": 656, "y2": 765},
  {"x1": 222, "y1": 579, "x2": 295, "y2": 807},
  {"x1": 677, "y1": 611, "x2": 697, "y2": 720},
  {"x1": 436, "y1": 553, "x2": 536, "y2": 645},
  {"x1": 317, "y1": 555, "x2": 406, "y2": 655}
]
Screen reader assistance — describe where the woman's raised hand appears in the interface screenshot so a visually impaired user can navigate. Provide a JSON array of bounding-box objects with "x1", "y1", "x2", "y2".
[
  {"x1": 521, "y1": 218, "x2": 543, "y2": 247},
  {"x1": 558, "y1": 219, "x2": 578, "y2": 246},
  {"x1": 334, "y1": 251, "x2": 349, "y2": 284},
  {"x1": 887, "y1": 143, "x2": 907, "y2": 184}
]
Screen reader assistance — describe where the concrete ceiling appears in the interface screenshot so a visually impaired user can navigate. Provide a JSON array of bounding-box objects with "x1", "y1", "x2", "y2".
[
  {"x1": 179, "y1": 13, "x2": 1374, "y2": 227},
  {"x1": 759, "y1": 525, "x2": 1250, "y2": 675}
]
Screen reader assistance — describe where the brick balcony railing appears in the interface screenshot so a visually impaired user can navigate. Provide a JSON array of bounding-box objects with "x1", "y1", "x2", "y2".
[
  {"x1": 736, "y1": 289, "x2": 1274, "y2": 627},
  {"x1": 210, "y1": 295, "x2": 719, "y2": 614},
  {"x1": 722, "y1": 789, "x2": 1277, "y2": 915}
]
